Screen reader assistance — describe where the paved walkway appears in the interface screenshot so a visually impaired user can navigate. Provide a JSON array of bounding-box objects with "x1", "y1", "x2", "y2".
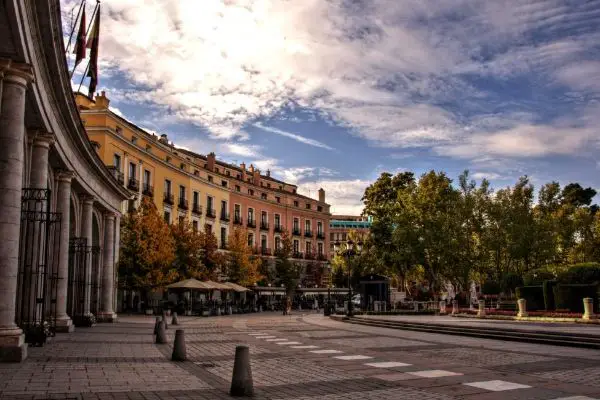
[{"x1": 0, "y1": 312, "x2": 600, "y2": 399}]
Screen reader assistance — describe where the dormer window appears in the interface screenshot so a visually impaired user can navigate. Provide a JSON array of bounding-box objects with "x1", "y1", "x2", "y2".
[
  {"x1": 261, "y1": 193, "x2": 267, "y2": 200},
  {"x1": 194, "y1": 170, "x2": 199, "y2": 176},
  {"x1": 166, "y1": 156, "x2": 171, "y2": 163},
  {"x1": 115, "y1": 126, "x2": 122, "y2": 135},
  {"x1": 180, "y1": 163, "x2": 185, "y2": 170},
  {"x1": 131, "y1": 136, "x2": 137, "y2": 145},
  {"x1": 145, "y1": 144, "x2": 152, "y2": 153},
  {"x1": 208, "y1": 175, "x2": 213, "y2": 183}
]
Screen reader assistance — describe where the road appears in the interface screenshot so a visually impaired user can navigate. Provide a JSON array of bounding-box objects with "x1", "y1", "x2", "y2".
[{"x1": 0, "y1": 312, "x2": 599, "y2": 399}]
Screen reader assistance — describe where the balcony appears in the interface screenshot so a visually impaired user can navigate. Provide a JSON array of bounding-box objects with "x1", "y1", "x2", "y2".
[
  {"x1": 304, "y1": 230, "x2": 313, "y2": 238},
  {"x1": 178, "y1": 198, "x2": 189, "y2": 210},
  {"x1": 260, "y1": 221, "x2": 269, "y2": 231},
  {"x1": 247, "y1": 219, "x2": 256, "y2": 229},
  {"x1": 317, "y1": 231, "x2": 325, "y2": 240},
  {"x1": 261, "y1": 247, "x2": 271, "y2": 256},
  {"x1": 142, "y1": 183, "x2": 154, "y2": 197},
  {"x1": 292, "y1": 251, "x2": 304, "y2": 259},
  {"x1": 220, "y1": 241, "x2": 228, "y2": 250},
  {"x1": 163, "y1": 192, "x2": 174, "y2": 205},
  {"x1": 206, "y1": 208, "x2": 216, "y2": 218},
  {"x1": 274, "y1": 224, "x2": 283, "y2": 233},
  {"x1": 317, "y1": 253, "x2": 327, "y2": 261},
  {"x1": 233, "y1": 215, "x2": 243, "y2": 225},
  {"x1": 292, "y1": 228, "x2": 301, "y2": 236},
  {"x1": 220, "y1": 211, "x2": 230, "y2": 222},
  {"x1": 108, "y1": 166, "x2": 124, "y2": 185},
  {"x1": 127, "y1": 177, "x2": 139, "y2": 191},
  {"x1": 192, "y1": 203, "x2": 202, "y2": 215},
  {"x1": 305, "y1": 251, "x2": 315, "y2": 260}
]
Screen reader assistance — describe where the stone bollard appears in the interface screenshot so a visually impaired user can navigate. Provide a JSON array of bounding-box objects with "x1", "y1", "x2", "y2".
[
  {"x1": 583, "y1": 298, "x2": 597, "y2": 320},
  {"x1": 259, "y1": 305, "x2": 262, "y2": 313},
  {"x1": 171, "y1": 312, "x2": 179, "y2": 325},
  {"x1": 154, "y1": 316, "x2": 162, "y2": 335},
  {"x1": 162, "y1": 311, "x2": 168, "y2": 330},
  {"x1": 413, "y1": 302, "x2": 419, "y2": 312},
  {"x1": 155, "y1": 321, "x2": 167, "y2": 344},
  {"x1": 477, "y1": 300, "x2": 486, "y2": 317},
  {"x1": 439, "y1": 300, "x2": 447, "y2": 314},
  {"x1": 517, "y1": 298, "x2": 528, "y2": 318},
  {"x1": 452, "y1": 300, "x2": 459, "y2": 315},
  {"x1": 172, "y1": 329, "x2": 186, "y2": 361},
  {"x1": 217, "y1": 307, "x2": 222, "y2": 316},
  {"x1": 230, "y1": 345, "x2": 254, "y2": 397}
]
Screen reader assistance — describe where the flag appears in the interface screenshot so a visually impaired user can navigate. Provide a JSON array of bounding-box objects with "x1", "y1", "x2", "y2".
[
  {"x1": 73, "y1": 6, "x2": 86, "y2": 67},
  {"x1": 86, "y1": 5, "x2": 100, "y2": 98}
]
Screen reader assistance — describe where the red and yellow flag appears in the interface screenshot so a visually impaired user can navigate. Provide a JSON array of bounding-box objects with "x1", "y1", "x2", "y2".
[
  {"x1": 86, "y1": 6, "x2": 100, "y2": 97},
  {"x1": 73, "y1": 7, "x2": 86, "y2": 67}
]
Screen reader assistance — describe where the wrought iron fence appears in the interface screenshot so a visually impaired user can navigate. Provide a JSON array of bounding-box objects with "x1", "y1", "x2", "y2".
[
  {"x1": 90, "y1": 245, "x2": 102, "y2": 316},
  {"x1": 68, "y1": 237, "x2": 90, "y2": 325}
]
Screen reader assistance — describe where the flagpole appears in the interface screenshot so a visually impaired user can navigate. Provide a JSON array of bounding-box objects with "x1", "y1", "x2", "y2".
[
  {"x1": 65, "y1": 0, "x2": 86, "y2": 55},
  {"x1": 77, "y1": 61, "x2": 90, "y2": 95},
  {"x1": 71, "y1": 1, "x2": 100, "y2": 83}
]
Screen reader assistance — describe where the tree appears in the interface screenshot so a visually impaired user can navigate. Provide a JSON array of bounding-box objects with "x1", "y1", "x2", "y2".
[
  {"x1": 118, "y1": 197, "x2": 176, "y2": 304},
  {"x1": 199, "y1": 225, "x2": 226, "y2": 280},
  {"x1": 274, "y1": 230, "x2": 302, "y2": 312},
  {"x1": 561, "y1": 183, "x2": 597, "y2": 208},
  {"x1": 226, "y1": 227, "x2": 262, "y2": 286},
  {"x1": 170, "y1": 218, "x2": 206, "y2": 280}
]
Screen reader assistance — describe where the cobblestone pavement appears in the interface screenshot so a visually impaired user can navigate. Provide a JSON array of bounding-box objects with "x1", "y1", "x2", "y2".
[{"x1": 1, "y1": 313, "x2": 600, "y2": 399}]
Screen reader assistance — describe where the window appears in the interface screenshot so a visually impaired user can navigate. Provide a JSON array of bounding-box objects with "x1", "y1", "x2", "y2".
[
  {"x1": 221, "y1": 180, "x2": 228, "y2": 187},
  {"x1": 279, "y1": 185, "x2": 283, "y2": 190},
  {"x1": 317, "y1": 221, "x2": 323, "y2": 235},
  {"x1": 146, "y1": 144, "x2": 152, "y2": 153},
  {"x1": 194, "y1": 169, "x2": 200, "y2": 176},
  {"x1": 305, "y1": 241, "x2": 311, "y2": 254},
  {"x1": 208, "y1": 175, "x2": 213, "y2": 183},
  {"x1": 306, "y1": 203, "x2": 311, "y2": 209},
  {"x1": 248, "y1": 207, "x2": 254, "y2": 222},
  {"x1": 143, "y1": 170, "x2": 151, "y2": 186},
  {"x1": 131, "y1": 136, "x2": 138, "y2": 144},
  {"x1": 293, "y1": 240, "x2": 299, "y2": 253},
  {"x1": 193, "y1": 191, "x2": 199, "y2": 207},
  {"x1": 275, "y1": 196, "x2": 281, "y2": 203},
  {"x1": 261, "y1": 235, "x2": 267, "y2": 250},
  {"x1": 178, "y1": 215, "x2": 185, "y2": 225},
  {"x1": 221, "y1": 200, "x2": 227, "y2": 214},
  {"x1": 215, "y1": 167, "x2": 219, "y2": 173},
  {"x1": 234, "y1": 204, "x2": 241, "y2": 219},
  {"x1": 305, "y1": 219, "x2": 311, "y2": 232},
  {"x1": 180, "y1": 163, "x2": 185, "y2": 170},
  {"x1": 115, "y1": 126, "x2": 122, "y2": 135},
  {"x1": 164, "y1": 210, "x2": 171, "y2": 224},
  {"x1": 207, "y1": 196, "x2": 213, "y2": 212},
  {"x1": 261, "y1": 193, "x2": 267, "y2": 200},
  {"x1": 226, "y1": 170, "x2": 230, "y2": 176},
  {"x1": 293, "y1": 200, "x2": 299, "y2": 207},
  {"x1": 164, "y1": 179, "x2": 171, "y2": 195},
  {"x1": 342, "y1": 232, "x2": 347, "y2": 241},
  {"x1": 267, "y1": 183, "x2": 271, "y2": 188},
  {"x1": 317, "y1": 206, "x2": 323, "y2": 212},
  {"x1": 248, "y1": 233, "x2": 254, "y2": 247},
  {"x1": 275, "y1": 236, "x2": 281, "y2": 250},
  {"x1": 221, "y1": 227, "x2": 227, "y2": 248},
  {"x1": 192, "y1": 220, "x2": 198, "y2": 232},
  {"x1": 261, "y1": 211, "x2": 267, "y2": 225},
  {"x1": 113, "y1": 154, "x2": 121, "y2": 170},
  {"x1": 318, "y1": 242, "x2": 324, "y2": 256},
  {"x1": 179, "y1": 185, "x2": 186, "y2": 200},
  {"x1": 235, "y1": 185, "x2": 240, "y2": 192},
  {"x1": 129, "y1": 162, "x2": 136, "y2": 179},
  {"x1": 248, "y1": 189, "x2": 254, "y2": 196},
  {"x1": 236, "y1": 174, "x2": 241, "y2": 179},
  {"x1": 166, "y1": 156, "x2": 171, "y2": 163},
  {"x1": 293, "y1": 218, "x2": 299, "y2": 232},
  {"x1": 274, "y1": 214, "x2": 280, "y2": 228},
  {"x1": 206, "y1": 224, "x2": 212, "y2": 233}
]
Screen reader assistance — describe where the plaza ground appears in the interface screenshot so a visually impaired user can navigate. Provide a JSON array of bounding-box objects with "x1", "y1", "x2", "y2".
[{"x1": 1, "y1": 313, "x2": 600, "y2": 399}]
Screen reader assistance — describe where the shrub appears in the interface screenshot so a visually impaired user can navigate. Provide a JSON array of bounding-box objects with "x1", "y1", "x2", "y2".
[
  {"x1": 481, "y1": 281, "x2": 501, "y2": 295},
  {"x1": 523, "y1": 268, "x2": 555, "y2": 286},
  {"x1": 500, "y1": 273, "x2": 524, "y2": 294},
  {"x1": 553, "y1": 283, "x2": 599, "y2": 313},
  {"x1": 542, "y1": 280, "x2": 557, "y2": 310},
  {"x1": 515, "y1": 286, "x2": 544, "y2": 310},
  {"x1": 557, "y1": 263, "x2": 600, "y2": 284}
]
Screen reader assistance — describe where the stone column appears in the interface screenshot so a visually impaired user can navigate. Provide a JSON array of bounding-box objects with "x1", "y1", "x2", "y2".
[
  {"x1": 452, "y1": 300, "x2": 458, "y2": 315},
  {"x1": 113, "y1": 214, "x2": 120, "y2": 313},
  {"x1": 517, "y1": 298, "x2": 528, "y2": 318},
  {"x1": 0, "y1": 62, "x2": 33, "y2": 362},
  {"x1": 29, "y1": 133, "x2": 54, "y2": 189},
  {"x1": 98, "y1": 213, "x2": 116, "y2": 322},
  {"x1": 582, "y1": 298, "x2": 597, "y2": 320},
  {"x1": 477, "y1": 299, "x2": 486, "y2": 317},
  {"x1": 55, "y1": 171, "x2": 75, "y2": 332},
  {"x1": 80, "y1": 196, "x2": 94, "y2": 317}
]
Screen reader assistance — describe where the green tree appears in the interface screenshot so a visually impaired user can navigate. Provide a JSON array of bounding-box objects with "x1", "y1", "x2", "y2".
[
  {"x1": 274, "y1": 230, "x2": 302, "y2": 310},
  {"x1": 171, "y1": 217, "x2": 205, "y2": 280}
]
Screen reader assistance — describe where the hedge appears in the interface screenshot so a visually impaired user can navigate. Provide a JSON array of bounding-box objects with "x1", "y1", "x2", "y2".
[
  {"x1": 557, "y1": 263, "x2": 600, "y2": 284},
  {"x1": 542, "y1": 280, "x2": 557, "y2": 310},
  {"x1": 481, "y1": 281, "x2": 501, "y2": 295},
  {"x1": 515, "y1": 286, "x2": 545, "y2": 311},
  {"x1": 553, "y1": 283, "x2": 599, "y2": 313},
  {"x1": 523, "y1": 268, "x2": 556, "y2": 286}
]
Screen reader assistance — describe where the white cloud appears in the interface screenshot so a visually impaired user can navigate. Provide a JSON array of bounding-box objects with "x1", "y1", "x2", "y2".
[
  {"x1": 109, "y1": 106, "x2": 123, "y2": 117},
  {"x1": 254, "y1": 123, "x2": 334, "y2": 150},
  {"x1": 298, "y1": 179, "x2": 369, "y2": 216},
  {"x1": 472, "y1": 172, "x2": 502, "y2": 180}
]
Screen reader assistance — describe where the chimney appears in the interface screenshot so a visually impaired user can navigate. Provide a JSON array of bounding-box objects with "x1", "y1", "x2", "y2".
[
  {"x1": 318, "y1": 188, "x2": 325, "y2": 203},
  {"x1": 249, "y1": 164, "x2": 254, "y2": 173},
  {"x1": 240, "y1": 162, "x2": 247, "y2": 180},
  {"x1": 207, "y1": 152, "x2": 216, "y2": 171},
  {"x1": 266, "y1": 169, "x2": 271, "y2": 177},
  {"x1": 253, "y1": 168, "x2": 261, "y2": 186},
  {"x1": 94, "y1": 91, "x2": 110, "y2": 110},
  {"x1": 159, "y1": 134, "x2": 168, "y2": 144}
]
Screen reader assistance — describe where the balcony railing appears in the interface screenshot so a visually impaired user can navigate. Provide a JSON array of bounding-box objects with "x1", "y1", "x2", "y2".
[
  {"x1": 261, "y1": 247, "x2": 271, "y2": 256},
  {"x1": 206, "y1": 208, "x2": 216, "y2": 218},
  {"x1": 317, "y1": 232, "x2": 325, "y2": 240},
  {"x1": 292, "y1": 228, "x2": 301, "y2": 236},
  {"x1": 220, "y1": 242, "x2": 228, "y2": 250},
  {"x1": 142, "y1": 183, "x2": 154, "y2": 197},
  {"x1": 163, "y1": 192, "x2": 174, "y2": 205},
  {"x1": 108, "y1": 166, "x2": 124, "y2": 185},
  {"x1": 233, "y1": 215, "x2": 243, "y2": 225},
  {"x1": 317, "y1": 253, "x2": 327, "y2": 261},
  {"x1": 220, "y1": 211, "x2": 230, "y2": 222},
  {"x1": 127, "y1": 177, "x2": 139, "y2": 191},
  {"x1": 178, "y1": 198, "x2": 189, "y2": 210},
  {"x1": 192, "y1": 203, "x2": 202, "y2": 215},
  {"x1": 292, "y1": 251, "x2": 304, "y2": 259},
  {"x1": 304, "y1": 230, "x2": 313, "y2": 238},
  {"x1": 247, "y1": 219, "x2": 256, "y2": 228},
  {"x1": 260, "y1": 221, "x2": 269, "y2": 230},
  {"x1": 305, "y1": 251, "x2": 315, "y2": 260},
  {"x1": 274, "y1": 224, "x2": 283, "y2": 233}
]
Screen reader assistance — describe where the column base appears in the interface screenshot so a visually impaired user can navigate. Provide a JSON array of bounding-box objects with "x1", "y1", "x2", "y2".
[
  {"x1": 0, "y1": 333, "x2": 28, "y2": 362},
  {"x1": 72, "y1": 313, "x2": 96, "y2": 327},
  {"x1": 96, "y1": 312, "x2": 117, "y2": 323},
  {"x1": 55, "y1": 317, "x2": 75, "y2": 333}
]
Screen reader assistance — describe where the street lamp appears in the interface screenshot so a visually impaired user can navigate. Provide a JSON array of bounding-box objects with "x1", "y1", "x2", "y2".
[{"x1": 334, "y1": 239, "x2": 363, "y2": 317}]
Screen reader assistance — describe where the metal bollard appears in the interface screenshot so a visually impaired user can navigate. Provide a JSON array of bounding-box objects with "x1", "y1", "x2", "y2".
[
  {"x1": 230, "y1": 345, "x2": 254, "y2": 397},
  {"x1": 171, "y1": 329, "x2": 186, "y2": 361}
]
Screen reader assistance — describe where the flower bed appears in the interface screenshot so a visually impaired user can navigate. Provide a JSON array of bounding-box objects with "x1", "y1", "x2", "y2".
[{"x1": 457, "y1": 308, "x2": 581, "y2": 318}]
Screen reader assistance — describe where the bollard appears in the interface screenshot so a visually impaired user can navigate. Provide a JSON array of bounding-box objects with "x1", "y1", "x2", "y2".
[
  {"x1": 258, "y1": 305, "x2": 262, "y2": 313},
  {"x1": 477, "y1": 300, "x2": 486, "y2": 317},
  {"x1": 439, "y1": 300, "x2": 447, "y2": 314},
  {"x1": 583, "y1": 297, "x2": 597, "y2": 320},
  {"x1": 230, "y1": 345, "x2": 254, "y2": 397},
  {"x1": 162, "y1": 311, "x2": 168, "y2": 330},
  {"x1": 452, "y1": 300, "x2": 459, "y2": 315},
  {"x1": 154, "y1": 316, "x2": 162, "y2": 335},
  {"x1": 217, "y1": 307, "x2": 222, "y2": 316},
  {"x1": 517, "y1": 298, "x2": 528, "y2": 318},
  {"x1": 171, "y1": 329, "x2": 186, "y2": 361},
  {"x1": 155, "y1": 321, "x2": 167, "y2": 344},
  {"x1": 171, "y1": 312, "x2": 179, "y2": 325}
]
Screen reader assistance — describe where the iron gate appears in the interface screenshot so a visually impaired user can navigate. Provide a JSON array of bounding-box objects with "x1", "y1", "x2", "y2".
[
  {"x1": 90, "y1": 245, "x2": 102, "y2": 316},
  {"x1": 16, "y1": 188, "x2": 61, "y2": 346},
  {"x1": 68, "y1": 237, "x2": 89, "y2": 325}
]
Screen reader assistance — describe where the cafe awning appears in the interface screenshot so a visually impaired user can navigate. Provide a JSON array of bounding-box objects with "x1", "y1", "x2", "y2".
[
  {"x1": 204, "y1": 280, "x2": 232, "y2": 290},
  {"x1": 166, "y1": 278, "x2": 212, "y2": 290},
  {"x1": 222, "y1": 282, "x2": 250, "y2": 292}
]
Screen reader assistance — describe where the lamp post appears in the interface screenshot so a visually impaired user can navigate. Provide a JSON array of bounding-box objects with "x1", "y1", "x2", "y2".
[{"x1": 334, "y1": 239, "x2": 363, "y2": 317}]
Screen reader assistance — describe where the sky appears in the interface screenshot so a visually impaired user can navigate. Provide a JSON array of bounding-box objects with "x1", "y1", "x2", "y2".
[{"x1": 61, "y1": 0, "x2": 600, "y2": 215}]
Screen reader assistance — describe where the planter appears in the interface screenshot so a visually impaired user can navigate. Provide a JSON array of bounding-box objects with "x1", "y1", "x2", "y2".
[
  {"x1": 517, "y1": 298, "x2": 528, "y2": 318},
  {"x1": 583, "y1": 297, "x2": 597, "y2": 320}
]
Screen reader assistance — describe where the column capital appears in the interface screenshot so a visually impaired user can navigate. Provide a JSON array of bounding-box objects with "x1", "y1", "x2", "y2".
[
  {"x1": 1, "y1": 60, "x2": 34, "y2": 87},
  {"x1": 80, "y1": 194, "x2": 95, "y2": 205},
  {"x1": 56, "y1": 169, "x2": 75, "y2": 183},
  {"x1": 31, "y1": 132, "x2": 55, "y2": 148},
  {"x1": 103, "y1": 211, "x2": 117, "y2": 221}
]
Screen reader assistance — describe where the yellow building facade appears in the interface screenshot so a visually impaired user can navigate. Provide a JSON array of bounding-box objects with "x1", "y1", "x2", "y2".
[{"x1": 75, "y1": 92, "x2": 231, "y2": 246}]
